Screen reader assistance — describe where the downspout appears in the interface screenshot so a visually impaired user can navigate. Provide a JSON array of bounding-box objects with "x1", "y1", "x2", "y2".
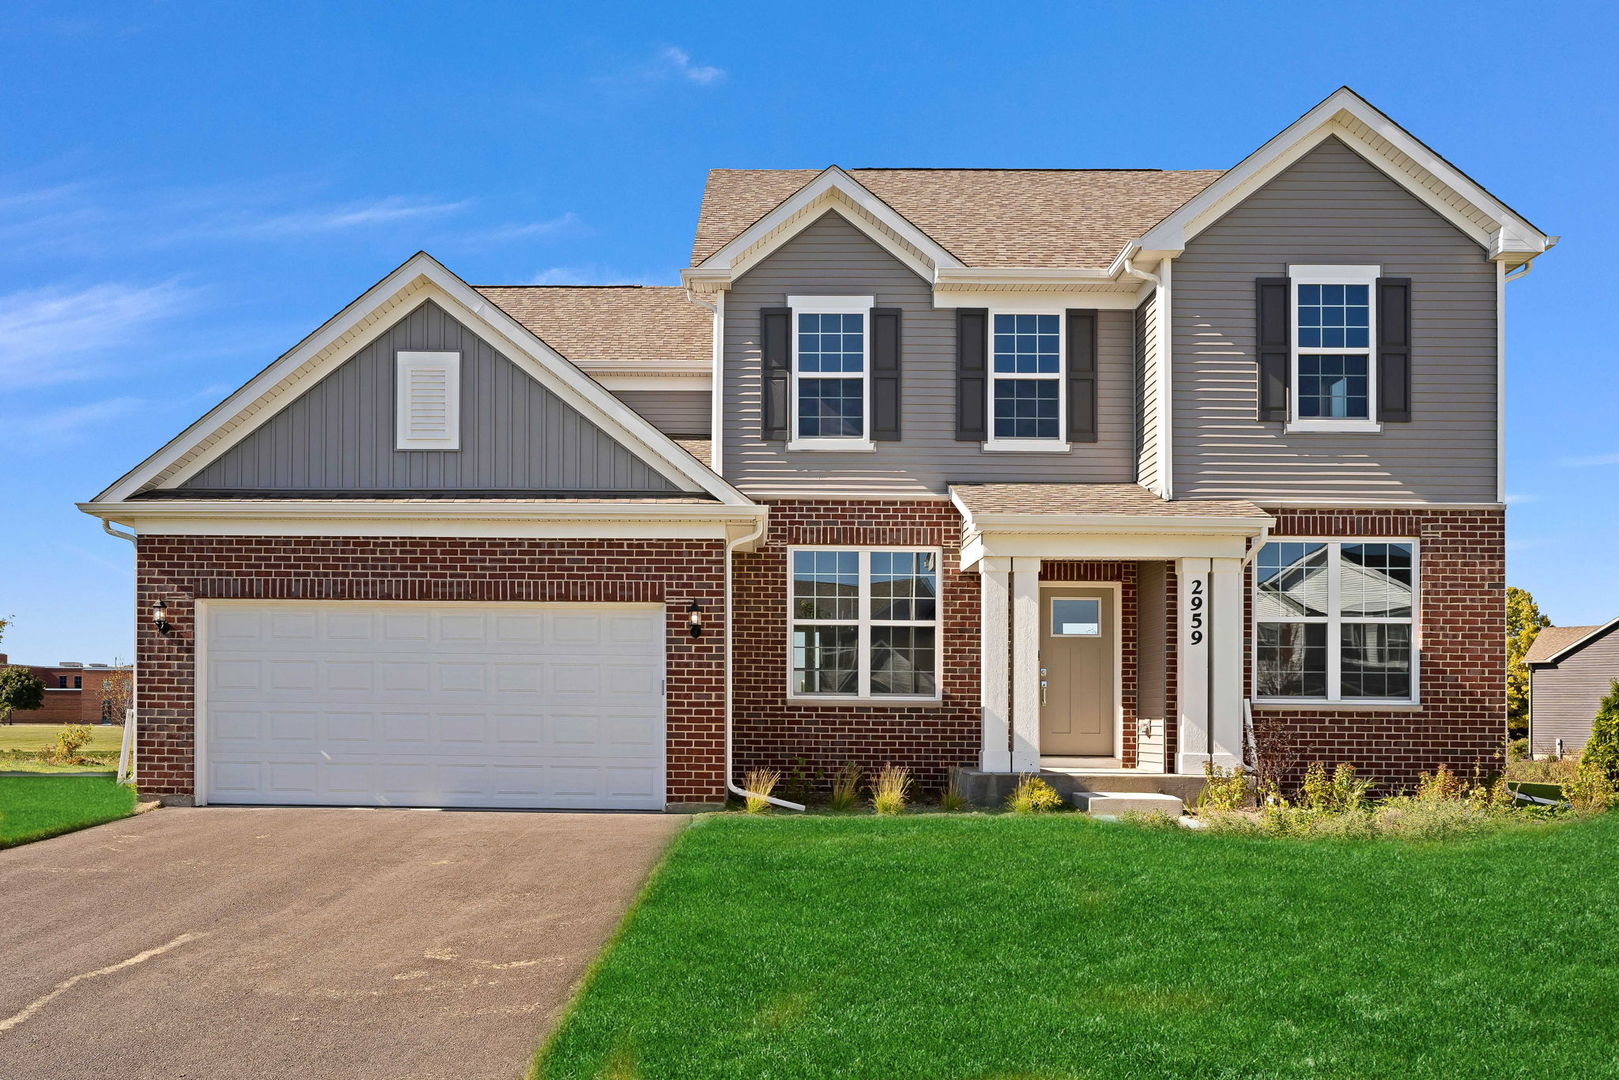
[
  {"x1": 101, "y1": 519, "x2": 139, "y2": 786},
  {"x1": 724, "y1": 514, "x2": 805, "y2": 811}
]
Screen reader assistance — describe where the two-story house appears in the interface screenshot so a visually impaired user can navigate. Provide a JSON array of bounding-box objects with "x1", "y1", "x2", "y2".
[{"x1": 81, "y1": 88, "x2": 1552, "y2": 810}]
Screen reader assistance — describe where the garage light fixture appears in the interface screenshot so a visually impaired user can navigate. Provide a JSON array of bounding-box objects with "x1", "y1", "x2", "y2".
[
  {"x1": 151, "y1": 599, "x2": 171, "y2": 635},
  {"x1": 688, "y1": 600, "x2": 704, "y2": 639}
]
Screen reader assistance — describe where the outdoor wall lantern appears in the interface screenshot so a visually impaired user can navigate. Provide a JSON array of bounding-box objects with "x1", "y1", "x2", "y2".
[
  {"x1": 688, "y1": 600, "x2": 704, "y2": 639},
  {"x1": 152, "y1": 599, "x2": 172, "y2": 635}
]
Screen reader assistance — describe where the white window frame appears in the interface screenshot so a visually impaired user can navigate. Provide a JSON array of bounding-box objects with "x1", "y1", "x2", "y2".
[
  {"x1": 786, "y1": 295, "x2": 875, "y2": 452},
  {"x1": 395, "y1": 350, "x2": 461, "y2": 450},
  {"x1": 1286, "y1": 264, "x2": 1381, "y2": 434},
  {"x1": 1251, "y1": 537, "x2": 1421, "y2": 706},
  {"x1": 984, "y1": 310, "x2": 1069, "y2": 452},
  {"x1": 786, "y1": 545, "x2": 944, "y2": 703}
]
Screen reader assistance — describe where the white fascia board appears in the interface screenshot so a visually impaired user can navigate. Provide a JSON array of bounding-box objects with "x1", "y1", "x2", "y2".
[
  {"x1": 932, "y1": 288, "x2": 1143, "y2": 312},
  {"x1": 693, "y1": 167, "x2": 964, "y2": 279},
  {"x1": 91, "y1": 253, "x2": 755, "y2": 508},
  {"x1": 1132, "y1": 88, "x2": 1550, "y2": 261}
]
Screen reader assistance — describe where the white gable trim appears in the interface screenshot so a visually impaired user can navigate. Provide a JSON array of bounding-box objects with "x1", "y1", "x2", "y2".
[
  {"x1": 685, "y1": 167, "x2": 964, "y2": 286},
  {"x1": 1130, "y1": 88, "x2": 1552, "y2": 266},
  {"x1": 92, "y1": 252, "x2": 753, "y2": 506}
]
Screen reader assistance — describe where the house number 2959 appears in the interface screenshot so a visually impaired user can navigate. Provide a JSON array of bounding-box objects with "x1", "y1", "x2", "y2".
[{"x1": 1188, "y1": 579, "x2": 1205, "y2": 646}]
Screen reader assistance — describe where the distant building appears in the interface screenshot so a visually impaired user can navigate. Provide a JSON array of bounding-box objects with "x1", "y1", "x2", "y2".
[
  {"x1": 1525, "y1": 619, "x2": 1619, "y2": 758},
  {"x1": 0, "y1": 654, "x2": 131, "y2": 725}
]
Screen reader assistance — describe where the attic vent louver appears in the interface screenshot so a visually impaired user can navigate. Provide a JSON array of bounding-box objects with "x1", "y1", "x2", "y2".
[{"x1": 396, "y1": 351, "x2": 461, "y2": 450}]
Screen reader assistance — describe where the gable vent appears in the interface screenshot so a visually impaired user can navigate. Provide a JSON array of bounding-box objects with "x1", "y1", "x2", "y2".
[{"x1": 396, "y1": 351, "x2": 461, "y2": 450}]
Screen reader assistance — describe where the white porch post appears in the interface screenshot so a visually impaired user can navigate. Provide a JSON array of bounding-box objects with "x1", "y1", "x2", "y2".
[
  {"x1": 1010, "y1": 557, "x2": 1042, "y2": 773},
  {"x1": 1208, "y1": 557, "x2": 1246, "y2": 769},
  {"x1": 1175, "y1": 557, "x2": 1211, "y2": 773},
  {"x1": 977, "y1": 557, "x2": 1012, "y2": 772}
]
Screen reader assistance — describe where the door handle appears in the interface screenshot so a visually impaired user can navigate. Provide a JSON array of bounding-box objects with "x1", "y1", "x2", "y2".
[{"x1": 1040, "y1": 679, "x2": 1048, "y2": 706}]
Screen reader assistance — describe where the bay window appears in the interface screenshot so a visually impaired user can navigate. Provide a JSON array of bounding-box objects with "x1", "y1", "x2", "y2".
[
  {"x1": 790, "y1": 548, "x2": 940, "y2": 699},
  {"x1": 1253, "y1": 539, "x2": 1417, "y2": 703}
]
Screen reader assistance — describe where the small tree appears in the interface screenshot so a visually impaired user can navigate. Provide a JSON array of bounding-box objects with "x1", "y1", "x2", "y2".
[
  {"x1": 0, "y1": 666, "x2": 46, "y2": 725},
  {"x1": 1506, "y1": 586, "x2": 1551, "y2": 738},
  {"x1": 101, "y1": 669, "x2": 133, "y2": 723},
  {"x1": 1580, "y1": 679, "x2": 1619, "y2": 784}
]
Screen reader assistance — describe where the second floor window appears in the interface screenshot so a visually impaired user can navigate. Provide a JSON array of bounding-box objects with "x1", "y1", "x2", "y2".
[
  {"x1": 791, "y1": 297, "x2": 870, "y2": 444},
  {"x1": 1291, "y1": 266, "x2": 1377, "y2": 425},
  {"x1": 991, "y1": 313, "x2": 1062, "y2": 441}
]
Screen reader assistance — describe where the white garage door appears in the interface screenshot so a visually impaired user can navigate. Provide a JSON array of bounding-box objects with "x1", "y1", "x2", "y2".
[{"x1": 198, "y1": 601, "x2": 666, "y2": 810}]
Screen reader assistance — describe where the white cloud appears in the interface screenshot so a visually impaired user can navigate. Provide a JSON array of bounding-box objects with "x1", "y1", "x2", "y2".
[
  {"x1": 9, "y1": 396, "x2": 144, "y2": 442},
  {"x1": 1503, "y1": 493, "x2": 1538, "y2": 505},
  {"x1": 657, "y1": 45, "x2": 726, "y2": 85},
  {"x1": 527, "y1": 264, "x2": 670, "y2": 286},
  {"x1": 183, "y1": 194, "x2": 473, "y2": 241},
  {"x1": 1561, "y1": 451, "x2": 1619, "y2": 467},
  {"x1": 0, "y1": 280, "x2": 196, "y2": 386},
  {"x1": 467, "y1": 212, "x2": 586, "y2": 245}
]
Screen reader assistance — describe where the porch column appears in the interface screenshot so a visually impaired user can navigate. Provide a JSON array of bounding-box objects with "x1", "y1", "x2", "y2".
[
  {"x1": 1174, "y1": 557, "x2": 1211, "y2": 773},
  {"x1": 977, "y1": 557, "x2": 1012, "y2": 772},
  {"x1": 1208, "y1": 557, "x2": 1246, "y2": 769},
  {"x1": 1010, "y1": 557, "x2": 1042, "y2": 773}
]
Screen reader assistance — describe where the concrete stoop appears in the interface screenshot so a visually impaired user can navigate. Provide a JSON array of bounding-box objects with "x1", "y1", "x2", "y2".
[
  {"x1": 1068, "y1": 790, "x2": 1186, "y2": 817},
  {"x1": 950, "y1": 768, "x2": 1197, "y2": 817}
]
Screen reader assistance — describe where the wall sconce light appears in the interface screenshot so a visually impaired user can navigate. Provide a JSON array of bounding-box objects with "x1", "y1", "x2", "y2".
[
  {"x1": 687, "y1": 600, "x2": 703, "y2": 639},
  {"x1": 152, "y1": 600, "x2": 172, "y2": 635}
]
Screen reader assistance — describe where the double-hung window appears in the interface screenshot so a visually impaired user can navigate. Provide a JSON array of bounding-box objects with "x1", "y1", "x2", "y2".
[
  {"x1": 789, "y1": 548, "x2": 940, "y2": 699},
  {"x1": 1290, "y1": 265, "x2": 1378, "y2": 431},
  {"x1": 789, "y1": 295, "x2": 872, "y2": 448},
  {"x1": 989, "y1": 313, "x2": 1064, "y2": 446},
  {"x1": 1253, "y1": 539, "x2": 1417, "y2": 703}
]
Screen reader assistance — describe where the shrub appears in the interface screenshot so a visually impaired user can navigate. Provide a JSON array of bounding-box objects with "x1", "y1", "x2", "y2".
[
  {"x1": 1300, "y1": 762, "x2": 1371, "y2": 813},
  {"x1": 741, "y1": 768, "x2": 781, "y2": 814},
  {"x1": 1580, "y1": 679, "x2": 1619, "y2": 784},
  {"x1": 780, "y1": 758, "x2": 823, "y2": 805},
  {"x1": 1507, "y1": 755, "x2": 1579, "y2": 784},
  {"x1": 829, "y1": 763, "x2": 862, "y2": 812},
  {"x1": 1121, "y1": 809, "x2": 1182, "y2": 831},
  {"x1": 1507, "y1": 737, "x2": 1530, "y2": 761},
  {"x1": 1196, "y1": 762, "x2": 1252, "y2": 812},
  {"x1": 939, "y1": 772, "x2": 968, "y2": 813},
  {"x1": 870, "y1": 765, "x2": 910, "y2": 816},
  {"x1": 1006, "y1": 774, "x2": 1062, "y2": 815},
  {"x1": 1563, "y1": 759, "x2": 1617, "y2": 815},
  {"x1": 48, "y1": 724, "x2": 94, "y2": 765}
]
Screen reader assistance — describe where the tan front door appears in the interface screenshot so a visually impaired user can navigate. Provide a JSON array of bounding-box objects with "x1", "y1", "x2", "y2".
[{"x1": 1039, "y1": 587, "x2": 1115, "y2": 756}]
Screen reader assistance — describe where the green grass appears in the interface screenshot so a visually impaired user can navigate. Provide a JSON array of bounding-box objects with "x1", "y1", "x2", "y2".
[
  {"x1": 0, "y1": 723, "x2": 124, "y2": 753},
  {"x1": 535, "y1": 813, "x2": 1619, "y2": 1079},
  {"x1": 0, "y1": 776, "x2": 137, "y2": 848}
]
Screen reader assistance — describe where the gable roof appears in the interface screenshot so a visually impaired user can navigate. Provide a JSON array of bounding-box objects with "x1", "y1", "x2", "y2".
[
  {"x1": 1526, "y1": 620, "x2": 1619, "y2": 666},
  {"x1": 87, "y1": 252, "x2": 751, "y2": 507},
  {"x1": 692, "y1": 168, "x2": 1223, "y2": 269},
  {"x1": 475, "y1": 285, "x2": 709, "y2": 365}
]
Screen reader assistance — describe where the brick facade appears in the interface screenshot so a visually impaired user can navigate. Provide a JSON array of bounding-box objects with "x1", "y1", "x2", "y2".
[
  {"x1": 1246, "y1": 508, "x2": 1506, "y2": 791},
  {"x1": 134, "y1": 534, "x2": 727, "y2": 802}
]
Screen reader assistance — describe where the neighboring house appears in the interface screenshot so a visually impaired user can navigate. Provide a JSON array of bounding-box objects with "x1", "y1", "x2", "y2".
[
  {"x1": 1525, "y1": 619, "x2": 1619, "y2": 758},
  {"x1": 79, "y1": 88, "x2": 1552, "y2": 810},
  {"x1": 0, "y1": 655, "x2": 132, "y2": 725}
]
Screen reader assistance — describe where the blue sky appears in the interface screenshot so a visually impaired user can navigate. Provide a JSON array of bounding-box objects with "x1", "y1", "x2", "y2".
[{"x1": 2, "y1": 0, "x2": 1615, "y2": 663}]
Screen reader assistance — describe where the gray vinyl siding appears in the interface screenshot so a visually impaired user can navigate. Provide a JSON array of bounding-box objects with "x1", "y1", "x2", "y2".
[
  {"x1": 1171, "y1": 137, "x2": 1499, "y2": 503},
  {"x1": 179, "y1": 300, "x2": 681, "y2": 494},
  {"x1": 1530, "y1": 629, "x2": 1619, "y2": 757},
  {"x1": 613, "y1": 389, "x2": 711, "y2": 437},
  {"x1": 1134, "y1": 293, "x2": 1161, "y2": 490},
  {"x1": 721, "y1": 211, "x2": 1137, "y2": 494}
]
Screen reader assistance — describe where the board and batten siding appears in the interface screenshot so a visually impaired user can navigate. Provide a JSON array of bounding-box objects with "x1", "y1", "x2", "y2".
[
  {"x1": 1171, "y1": 137, "x2": 1499, "y2": 503},
  {"x1": 721, "y1": 211, "x2": 1138, "y2": 495},
  {"x1": 179, "y1": 300, "x2": 680, "y2": 493},
  {"x1": 1530, "y1": 629, "x2": 1619, "y2": 758},
  {"x1": 1134, "y1": 293, "x2": 1161, "y2": 491},
  {"x1": 613, "y1": 389, "x2": 711, "y2": 437}
]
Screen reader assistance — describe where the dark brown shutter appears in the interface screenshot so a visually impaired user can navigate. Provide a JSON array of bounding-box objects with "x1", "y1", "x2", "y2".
[
  {"x1": 870, "y1": 307, "x2": 902, "y2": 441},
  {"x1": 760, "y1": 306, "x2": 791, "y2": 440},
  {"x1": 1066, "y1": 309, "x2": 1098, "y2": 443},
  {"x1": 955, "y1": 308, "x2": 988, "y2": 441},
  {"x1": 1377, "y1": 277, "x2": 1412, "y2": 422},
  {"x1": 1255, "y1": 277, "x2": 1291, "y2": 422}
]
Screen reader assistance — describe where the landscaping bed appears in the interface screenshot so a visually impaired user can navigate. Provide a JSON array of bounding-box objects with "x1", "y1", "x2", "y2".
[
  {"x1": 0, "y1": 775, "x2": 138, "y2": 848},
  {"x1": 535, "y1": 811, "x2": 1619, "y2": 1079}
]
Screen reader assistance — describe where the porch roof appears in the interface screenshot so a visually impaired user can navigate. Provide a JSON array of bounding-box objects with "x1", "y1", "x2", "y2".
[{"x1": 950, "y1": 483, "x2": 1267, "y2": 521}]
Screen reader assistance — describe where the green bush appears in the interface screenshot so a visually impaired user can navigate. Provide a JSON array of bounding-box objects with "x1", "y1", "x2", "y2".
[
  {"x1": 1580, "y1": 679, "x2": 1619, "y2": 784},
  {"x1": 1564, "y1": 759, "x2": 1617, "y2": 815},
  {"x1": 1006, "y1": 774, "x2": 1063, "y2": 814},
  {"x1": 1196, "y1": 762, "x2": 1252, "y2": 812},
  {"x1": 1301, "y1": 762, "x2": 1372, "y2": 813}
]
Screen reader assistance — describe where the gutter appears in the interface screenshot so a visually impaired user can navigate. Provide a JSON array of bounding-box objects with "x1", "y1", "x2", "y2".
[
  {"x1": 100, "y1": 520, "x2": 139, "y2": 786},
  {"x1": 724, "y1": 516, "x2": 804, "y2": 811}
]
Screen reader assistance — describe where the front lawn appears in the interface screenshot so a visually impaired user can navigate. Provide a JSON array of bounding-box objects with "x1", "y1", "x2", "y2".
[
  {"x1": 536, "y1": 813, "x2": 1619, "y2": 1079},
  {"x1": 0, "y1": 776, "x2": 137, "y2": 848},
  {"x1": 0, "y1": 724, "x2": 122, "y2": 774}
]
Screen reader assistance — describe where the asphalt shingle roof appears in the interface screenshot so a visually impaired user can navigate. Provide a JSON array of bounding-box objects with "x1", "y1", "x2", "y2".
[
  {"x1": 950, "y1": 483, "x2": 1268, "y2": 519},
  {"x1": 1524, "y1": 625, "x2": 1603, "y2": 665},
  {"x1": 476, "y1": 285, "x2": 709, "y2": 365}
]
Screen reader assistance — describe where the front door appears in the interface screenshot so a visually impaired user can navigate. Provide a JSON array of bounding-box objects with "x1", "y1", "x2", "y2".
[{"x1": 1039, "y1": 587, "x2": 1114, "y2": 756}]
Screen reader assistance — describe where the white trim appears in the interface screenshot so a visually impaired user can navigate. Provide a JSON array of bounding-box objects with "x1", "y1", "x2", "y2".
[
  {"x1": 1250, "y1": 536, "x2": 1421, "y2": 706},
  {"x1": 1157, "y1": 261, "x2": 1173, "y2": 499},
  {"x1": 786, "y1": 439, "x2": 876, "y2": 453},
  {"x1": 1010, "y1": 558, "x2": 1041, "y2": 772},
  {"x1": 784, "y1": 545, "x2": 944, "y2": 704},
  {"x1": 1037, "y1": 580, "x2": 1125, "y2": 764},
  {"x1": 90, "y1": 252, "x2": 753, "y2": 508},
  {"x1": 786, "y1": 294, "x2": 872, "y2": 314},
  {"x1": 745, "y1": 489, "x2": 952, "y2": 501},
  {"x1": 788, "y1": 295, "x2": 873, "y2": 447},
  {"x1": 1496, "y1": 260, "x2": 1506, "y2": 505},
  {"x1": 1132, "y1": 88, "x2": 1550, "y2": 263},
  {"x1": 395, "y1": 351, "x2": 460, "y2": 450},
  {"x1": 194, "y1": 599, "x2": 211, "y2": 807},
  {"x1": 978, "y1": 557, "x2": 1012, "y2": 772},
  {"x1": 711, "y1": 290, "x2": 726, "y2": 476},
  {"x1": 987, "y1": 309, "x2": 1066, "y2": 447},
  {"x1": 1289, "y1": 265, "x2": 1379, "y2": 426},
  {"x1": 586, "y1": 373, "x2": 712, "y2": 393},
  {"x1": 1253, "y1": 499, "x2": 1505, "y2": 510},
  {"x1": 981, "y1": 440, "x2": 1071, "y2": 453},
  {"x1": 1285, "y1": 420, "x2": 1382, "y2": 435},
  {"x1": 932, "y1": 289, "x2": 1142, "y2": 311}
]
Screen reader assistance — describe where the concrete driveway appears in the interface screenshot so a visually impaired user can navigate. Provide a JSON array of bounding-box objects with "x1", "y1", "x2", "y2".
[{"x1": 0, "y1": 806, "x2": 683, "y2": 1080}]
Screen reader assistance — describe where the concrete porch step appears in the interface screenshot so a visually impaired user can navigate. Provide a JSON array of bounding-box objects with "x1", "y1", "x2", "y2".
[
  {"x1": 1069, "y1": 790, "x2": 1186, "y2": 817},
  {"x1": 949, "y1": 768, "x2": 1204, "y2": 811}
]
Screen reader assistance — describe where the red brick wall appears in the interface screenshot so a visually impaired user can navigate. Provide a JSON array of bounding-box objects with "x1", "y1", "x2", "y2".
[
  {"x1": 135, "y1": 535, "x2": 727, "y2": 802},
  {"x1": 13, "y1": 667, "x2": 128, "y2": 726},
  {"x1": 732, "y1": 500, "x2": 980, "y2": 794},
  {"x1": 1247, "y1": 508, "x2": 1506, "y2": 791}
]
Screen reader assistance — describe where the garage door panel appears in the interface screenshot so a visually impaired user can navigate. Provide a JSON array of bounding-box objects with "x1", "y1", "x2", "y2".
[{"x1": 203, "y1": 601, "x2": 666, "y2": 809}]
